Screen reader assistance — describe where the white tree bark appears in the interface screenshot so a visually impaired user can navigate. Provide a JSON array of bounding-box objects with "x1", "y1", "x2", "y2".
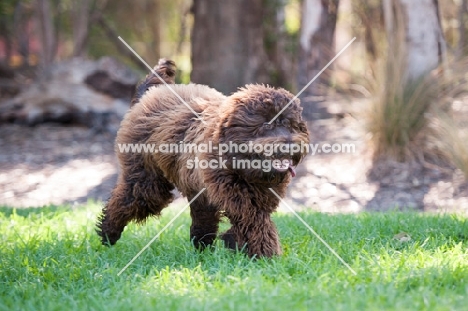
[
  {"x1": 299, "y1": 0, "x2": 322, "y2": 52},
  {"x1": 398, "y1": 0, "x2": 445, "y2": 80},
  {"x1": 298, "y1": 0, "x2": 339, "y2": 119}
]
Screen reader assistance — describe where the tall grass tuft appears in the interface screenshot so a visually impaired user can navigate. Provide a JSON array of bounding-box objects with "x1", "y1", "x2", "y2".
[
  {"x1": 428, "y1": 62, "x2": 468, "y2": 178},
  {"x1": 432, "y1": 112, "x2": 468, "y2": 178},
  {"x1": 365, "y1": 51, "x2": 468, "y2": 178},
  {"x1": 364, "y1": 26, "x2": 441, "y2": 161},
  {"x1": 364, "y1": 0, "x2": 433, "y2": 161},
  {"x1": 363, "y1": 0, "x2": 468, "y2": 178},
  {"x1": 365, "y1": 62, "x2": 438, "y2": 160}
]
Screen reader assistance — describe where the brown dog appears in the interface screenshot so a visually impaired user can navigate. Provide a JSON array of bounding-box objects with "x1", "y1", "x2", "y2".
[{"x1": 97, "y1": 61, "x2": 309, "y2": 258}]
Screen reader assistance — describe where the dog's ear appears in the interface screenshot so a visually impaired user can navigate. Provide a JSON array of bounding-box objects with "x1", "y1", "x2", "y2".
[
  {"x1": 213, "y1": 95, "x2": 267, "y2": 144},
  {"x1": 212, "y1": 99, "x2": 238, "y2": 143}
]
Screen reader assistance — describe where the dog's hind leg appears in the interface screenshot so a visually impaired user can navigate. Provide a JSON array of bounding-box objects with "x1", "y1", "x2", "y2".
[
  {"x1": 188, "y1": 193, "x2": 221, "y2": 249},
  {"x1": 96, "y1": 163, "x2": 175, "y2": 246}
]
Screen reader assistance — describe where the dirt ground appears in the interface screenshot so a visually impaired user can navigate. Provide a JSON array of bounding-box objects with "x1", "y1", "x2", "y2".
[{"x1": 1, "y1": 112, "x2": 467, "y2": 213}]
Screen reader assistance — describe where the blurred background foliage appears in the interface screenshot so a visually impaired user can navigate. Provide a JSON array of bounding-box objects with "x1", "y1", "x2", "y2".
[
  {"x1": 1, "y1": 0, "x2": 465, "y2": 87},
  {"x1": 2, "y1": 0, "x2": 300, "y2": 82},
  {"x1": 0, "y1": 0, "x2": 467, "y2": 175}
]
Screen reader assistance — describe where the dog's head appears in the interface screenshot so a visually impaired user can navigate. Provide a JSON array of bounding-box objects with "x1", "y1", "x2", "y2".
[{"x1": 213, "y1": 84, "x2": 309, "y2": 184}]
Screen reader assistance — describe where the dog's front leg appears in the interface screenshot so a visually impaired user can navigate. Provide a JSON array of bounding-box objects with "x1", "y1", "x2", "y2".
[
  {"x1": 245, "y1": 212, "x2": 282, "y2": 258},
  {"x1": 188, "y1": 193, "x2": 220, "y2": 249},
  {"x1": 222, "y1": 211, "x2": 282, "y2": 258}
]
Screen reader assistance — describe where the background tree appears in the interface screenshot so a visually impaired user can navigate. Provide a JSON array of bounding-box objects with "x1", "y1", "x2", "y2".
[
  {"x1": 35, "y1": 0, "x2": 56, "y2": 71},
  {"x1": 0, "y1": 1, "x2": 15, "y2": 63},
  {"x1": 457, "y1": 0, "x2": 468, "y2": 58},
  {"x1": 298, "y1": 0, "x2": 340, "y2": 120},
  {"x1": 191, "y1": 0, "x2": 290, "y2": 94},
  {"x1": 383, "y1": 0, "x2": 446, "y2": 81},
  {"x1": 365, "y1": 0, "x2": 448, "y2": 161},
  {"x1": 72, "y1": 0, "x2": 91, "y2": 57}
]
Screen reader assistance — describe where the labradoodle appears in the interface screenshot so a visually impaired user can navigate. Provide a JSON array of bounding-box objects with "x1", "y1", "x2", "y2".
[{"x1": 97, "y1": 60, "x2": 309, "y2": 257}]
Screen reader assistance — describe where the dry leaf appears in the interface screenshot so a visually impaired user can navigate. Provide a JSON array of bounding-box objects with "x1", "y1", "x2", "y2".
[{"x1": 393, "y1": 232, "x2": 412, "y2": 242}]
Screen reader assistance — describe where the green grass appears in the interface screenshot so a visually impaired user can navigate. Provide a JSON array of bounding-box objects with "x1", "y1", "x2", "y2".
[{"x1": 1, "y1": 202, "x2": 468, "y2": 311}]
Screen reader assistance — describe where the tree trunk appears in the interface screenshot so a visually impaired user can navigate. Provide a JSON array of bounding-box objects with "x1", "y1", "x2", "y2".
[
  {"x1": 0, "y1": 19, "x2": 12, "y2": 63},
  {"x1": 35, "y1": 0, "x2": 56, "y2": 70},
  {"x1": 298, "y1": 0, "x2": 339, "y2": 120},
  {"x1": 94, "y1": 13, "x2": 147, "y2": 71},
  {"x1": 146, "y1": 0, "x2": 161, "y2": 64},
  {"x1": 457, "y1": 0, "x2": 467, "y2": 58},
  {"x1": 262, "y1": 0, "x2": 290, "y2": 88},
  {"x1": 191, "y1": 0, "x2": 285, "y2": 94},
  {"x1": 396, "y1": 0, "x2": 445, "y2": 81},
  {"x1": 72, "y1": 0, "x2": 90, "y2": 57},
  {"x1": 14, "y1": 2, "x2": 30, "y2": 64}
]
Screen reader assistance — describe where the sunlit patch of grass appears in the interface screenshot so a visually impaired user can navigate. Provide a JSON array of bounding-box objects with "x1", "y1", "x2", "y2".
[{"x1": 1, "y1": 202, "x2": 467, "y2": 310}]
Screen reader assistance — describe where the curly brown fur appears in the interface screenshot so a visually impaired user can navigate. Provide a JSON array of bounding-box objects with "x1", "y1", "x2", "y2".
[
  {"x1": 130, "y1": 58, "x2": 177, "y2": 107},
  {"x1": 97, "y1": 68, "x2": 309, "y2": 258}
]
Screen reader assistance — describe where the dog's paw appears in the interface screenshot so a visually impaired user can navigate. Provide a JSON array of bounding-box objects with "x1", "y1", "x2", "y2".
[
  {"x1": 219, "y1": 231, "x2": 238, "y2": 250},
  {"x1": 96, "y1": 228, "x2": 121, "y2": 246},
  {"x1": 191, "y1": 233, "x2": 217, "y2": 250},
  {"x1": 247, "y1": 245, "x2": 282, "y2": 258}
]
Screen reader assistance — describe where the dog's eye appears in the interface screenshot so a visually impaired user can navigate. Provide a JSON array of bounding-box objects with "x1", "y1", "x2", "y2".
[
  {"x1": 263, "y1": 122, "x2": 273, "y2": 130},
  {"x1": 281, "y1": 119, "x2": 291, "y2": 128}
]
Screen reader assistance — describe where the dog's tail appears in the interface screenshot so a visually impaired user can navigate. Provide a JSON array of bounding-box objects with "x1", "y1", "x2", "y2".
[{"x1": 130, "y1": 58, "x2": 177, "y2": 107}]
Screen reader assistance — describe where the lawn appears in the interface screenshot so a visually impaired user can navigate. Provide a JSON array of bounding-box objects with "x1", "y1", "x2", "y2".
[{"x1": 1, "y1": 202, "x2": 467, "y2": 311}]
